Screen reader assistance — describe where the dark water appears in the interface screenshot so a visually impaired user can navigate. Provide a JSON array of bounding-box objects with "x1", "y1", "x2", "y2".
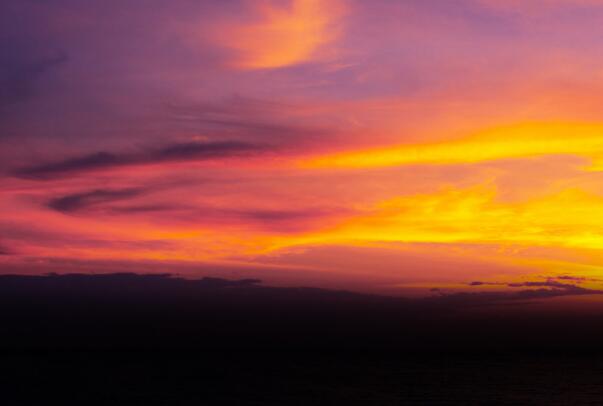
[
  {"x1": 3, "y1": 352, "x2": 603, "y2": 405},
  {"x1": 3, "y1": 274, "x2": 603, "y2": 404}
]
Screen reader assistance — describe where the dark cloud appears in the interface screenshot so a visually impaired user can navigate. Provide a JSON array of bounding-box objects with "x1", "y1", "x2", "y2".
[
  {"x1": 556, "y1": 275, "x2": 601, "y2": 282},
  {"x1": 19, "y1": 152, "x2": 126, "y2": 180},
  {"x1": 209, "y1": 208, "x2": 345, "y2": 232},
  {"x1": 47, "y1": 188, "x2": 147, "y2": 213},
  {"x1": 129, "y1": 205, "x2": 338, "y2": 232},
  {"x1": 229, "y1": 208, "x2": 339, "y2": 224},
  {"x1": 507, "y1": 280, "x2": 583, "y2": 290},
  {"x1": 15, "y1": 141, "x2": 268, "y2": 180},
  {"x1": 44, "y1": 188, "x2": 343, "y2": 231},
  {"x1": 191, "y1": 276, "x2": 262, "y2": 288},
  {"x1": 110, "y1": 206, "x2": 339, "y2": 224},
  {"x1": 155, "y1": 141, "x2": 263, "y2": 160},
  {"x1": 170, "y1": 206, "x2": 348, "y2": 232},
  {"x1": 464, "y1": 278, "x2": 602, "y2": 302},
  {"x1": 468, "y1": 281, "x2": 486, "y2": 286}
]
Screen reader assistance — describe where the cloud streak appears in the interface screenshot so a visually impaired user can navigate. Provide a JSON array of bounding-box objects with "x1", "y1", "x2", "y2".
[
  {"x1": 165, "y1": 98, "x2": 329, "y2": 144},
  {"x1": 15, "y1": 141, "x2": 269, "y2": 180},
  {"x1": 44, "y1": 187, "x2": 346, "y2": 232},
  {"x1": 47, "y1": 188, "x2": 148, "y2": 213},
  {"x1": 302, "y1": 122, "x2": 603, "y2": 170},
  {"x1": 466, "y1": 277, "x2": 602, "y2": 300}
]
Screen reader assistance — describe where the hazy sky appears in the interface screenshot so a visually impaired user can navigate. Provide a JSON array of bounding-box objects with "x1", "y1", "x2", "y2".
[{"x1": 3, "y1": 0, "x2": 603, "y2": 295}]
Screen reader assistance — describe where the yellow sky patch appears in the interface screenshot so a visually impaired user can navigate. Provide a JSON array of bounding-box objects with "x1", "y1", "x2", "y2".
[{"x1": 301, "y1": 122, "x2": 603, "y2": 170}]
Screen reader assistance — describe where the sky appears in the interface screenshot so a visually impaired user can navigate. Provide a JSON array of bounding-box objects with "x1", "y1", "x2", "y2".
[{"x1": 3, "y1": 0, "x2": 603, "y2": 296}]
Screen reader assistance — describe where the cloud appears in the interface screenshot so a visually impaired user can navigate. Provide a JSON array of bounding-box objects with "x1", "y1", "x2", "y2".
[
  {"x1": 192, "y1": 276, "x2": 262, "y2": 288},
  {"x1": 47, "y1": 188, "x2": 148, "y2": 213},
  {"x1": 0, "y1": 220, "x2": 177, "y2": 254},
  {"x1": 105, "y1": 204, "x2": 180, "y2": 214},
  {"x1": 230, "y1": 208, "x2": 337, "y2": 223},
  {"x1": 434, "y1": 286, "x2": 598, "y2": 307},
  {"x1": 468, "y1": 281, "x2": 489, "y2": 286},
  {"x1": 208, "y1": 207, "x2": 347, "y2": 232},
  {"x1": 43, "y1": 185, "x2": 343, "y2": 232},
  {"x1": 156, "y1": 141, "x2": 264, "y2": 161},
  {"x1": 556, "y1": 275, "x2": 601, "y2": 282},
  {"x1": 16, "y1": 152, "x2": 133, "y2": 180},
  {"x1": 465, "y1": 277, "x2": 602, "y2": 301},
  {"x1": 164, "y1": 97, "x2": 331, "y2": 146},
  {"x1": 290, "y1": 184, "x2": 603, "y2": 253},
  {"x1": 214, "y1": 0, "x2": 345, "y2": 69},
  {"x1": 15, "y1": 140, "x2": 268, "y2": 180},
  {"x1": 148, "y1": 206, "x2": 349, "y2": 233},
  {"x1": 301, "y1": 122, "x2": 603, "y2": 170},
  {"x1": 507, "y1": 280, "x2": 584, "y2": 290},
  {"x1": 114, "y1": 205, "x2": 342, "y2": 232}
]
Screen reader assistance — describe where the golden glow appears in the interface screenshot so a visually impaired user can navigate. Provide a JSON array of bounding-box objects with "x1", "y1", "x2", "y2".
[
  {"x1": 324, "y1": 186, "x2": 603, "y2": 249},
  {"x1": 302, "y1": 122, "x2": 603, "y2": 170}
]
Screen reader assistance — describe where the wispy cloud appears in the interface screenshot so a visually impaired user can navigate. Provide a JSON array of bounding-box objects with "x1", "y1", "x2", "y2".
[
  {"x1": 164, "y1": 97, "x2": 330, "y2": 144},
  {"x1": 302, "y1": 122, "x2": 603, "y2": 170},
  {"x1": 44, "y1": 187, "x2": 347, "y2": 232},
  {"x1": 47, "y1": 188, "x2": 148, "y2": 213},
  {"x1": 215, "y1": 0, "x2": 345, "y2": 69},
  {"x1": 466, "y1": 277, "x2": 603, "y2": 300},
  {"x1": 15, "y1": 141, "x2": 269, "y2": 180}
]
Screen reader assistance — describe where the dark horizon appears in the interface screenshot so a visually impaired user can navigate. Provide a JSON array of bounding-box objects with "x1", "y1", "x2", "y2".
[
  {"x1": 4, "y1": 271, "x2": 603, "y2": 404},
  {"x1": 2, "y1": 271, "x2": 603, "y2": 353}
]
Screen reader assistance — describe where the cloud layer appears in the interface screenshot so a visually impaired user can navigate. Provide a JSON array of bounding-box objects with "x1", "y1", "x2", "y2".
[
  {"x1": 4, "y1": 0, "x2": 603, "y2": 296},
  {"x1": 15, "y1": 141, "x2": 269, "y2": 180}
]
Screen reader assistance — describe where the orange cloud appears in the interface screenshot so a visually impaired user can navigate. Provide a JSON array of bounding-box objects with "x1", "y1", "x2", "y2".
[{"x1": 223, "y1": 0, "x2": 344, "y2": 69}]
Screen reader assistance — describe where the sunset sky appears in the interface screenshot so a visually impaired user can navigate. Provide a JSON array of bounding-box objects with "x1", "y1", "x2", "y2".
[{"x1": 4, "y1": 0, "x2": 603, "y2": 296}]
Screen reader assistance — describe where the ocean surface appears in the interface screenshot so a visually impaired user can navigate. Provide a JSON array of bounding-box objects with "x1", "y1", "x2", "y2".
[{"x1": 3, "y1": 352, "x2": 603, "y2": 405}]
